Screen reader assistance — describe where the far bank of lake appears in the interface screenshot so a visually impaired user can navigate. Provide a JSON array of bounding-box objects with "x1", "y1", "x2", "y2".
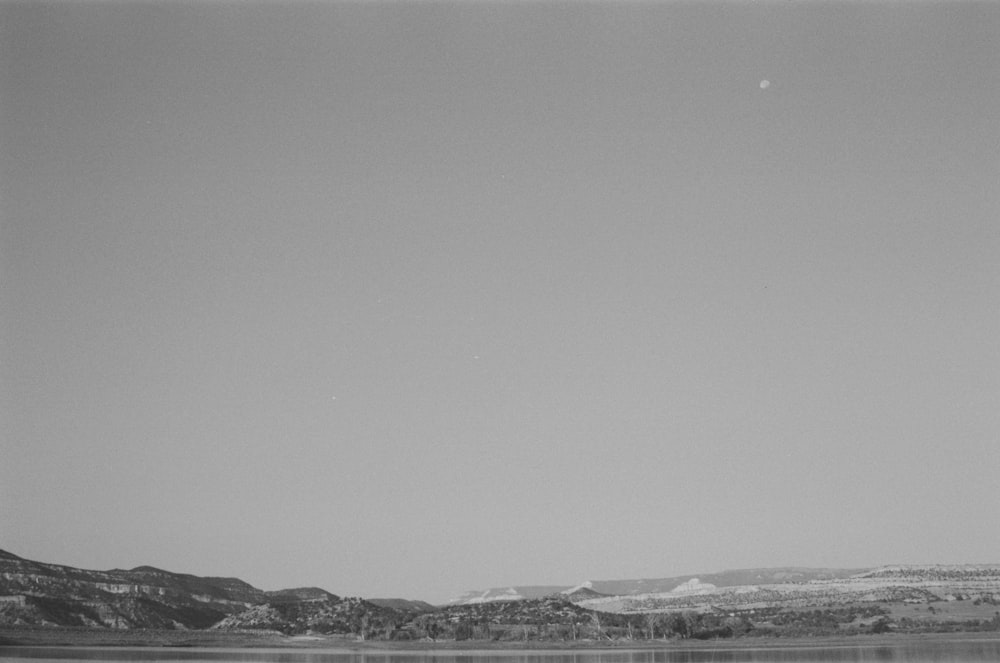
[
  {"x1": 0, "y1": 628, "x2": 1000, "y2": 663},
  {"x1": 3, "y1": 634, "x2": 1000, "y2": 663},
  {"x1": 0, "y1": 627, "x2": 978, "y2": 649}
]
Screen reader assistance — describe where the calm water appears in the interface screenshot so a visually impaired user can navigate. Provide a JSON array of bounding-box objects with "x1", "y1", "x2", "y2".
[{"x1": 4, "y1": 641, "x2": 1000, "y2": 663}]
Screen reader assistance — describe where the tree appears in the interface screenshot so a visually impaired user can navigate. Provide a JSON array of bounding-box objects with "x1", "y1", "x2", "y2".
[
  {"x1": 591, "y1": 611, "x2": 605, "y2": 640},
  {"x1": 383, "y1": 617, "x2": 397, "y2": 640},
  {"x1": 668, "y1": 613, "x2": 688, "y2": 638},
  {"x1": 871, "y1": 617, "x2": 892, "y2": 634},
  {"x1": 422, "y1": 618, "x2": 443, "y2": 641},
  {"x1": 454, "y1": 620, "x2": 473, "y2": 641},
  {"x1": 359, "y1": 612, "x2": 370, "y2": 641},
  {"x1": 645, "y1": 613, "x2": 666, "y2": 639}
]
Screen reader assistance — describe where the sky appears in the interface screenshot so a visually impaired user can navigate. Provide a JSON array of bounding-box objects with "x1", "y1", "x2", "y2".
[{"x1": 1, "y1": 1, "x2": 998, "y2": 605}]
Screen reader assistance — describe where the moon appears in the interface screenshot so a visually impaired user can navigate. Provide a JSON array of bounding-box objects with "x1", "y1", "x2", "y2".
[{"x1": 760, "y1": 80, "x2": 771, "y2": 90}]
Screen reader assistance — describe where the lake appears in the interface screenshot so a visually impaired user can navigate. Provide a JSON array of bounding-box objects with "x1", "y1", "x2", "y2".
[{"x1": 4, "y1": 641, "x2": 1000, "y2": 663}]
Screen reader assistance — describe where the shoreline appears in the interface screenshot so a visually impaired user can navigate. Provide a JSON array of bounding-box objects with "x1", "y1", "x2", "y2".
[{"x1": 2, "y1": 627, "x2": 999, "y2": 651}]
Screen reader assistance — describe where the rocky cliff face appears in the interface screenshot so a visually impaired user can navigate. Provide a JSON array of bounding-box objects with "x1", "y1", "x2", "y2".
[{"x1": 0, "y1": 548, "x2": 324, "y2": 629}]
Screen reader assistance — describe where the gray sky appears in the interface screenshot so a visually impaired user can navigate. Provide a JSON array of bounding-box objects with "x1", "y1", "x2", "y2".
[{"x1": 2, "y1": 1, "x2": 998, "y2": 604}]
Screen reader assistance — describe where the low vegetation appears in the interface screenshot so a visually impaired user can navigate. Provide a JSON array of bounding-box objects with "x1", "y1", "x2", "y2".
[{"x1": 214, "y1": 596, "x2": 1000, "y2": 642}]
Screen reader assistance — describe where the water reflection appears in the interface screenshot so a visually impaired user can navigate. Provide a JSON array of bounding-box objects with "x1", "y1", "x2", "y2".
[{"x1": 4, "y1": 641, "x2": 1000, "y2": 663}]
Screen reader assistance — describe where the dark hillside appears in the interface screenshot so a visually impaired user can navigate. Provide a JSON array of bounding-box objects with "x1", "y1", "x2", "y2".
[
  {"x1": 0, "y1": 551, "x2": 265, "y2": 628},
  {"x1": 212, "y1": 596, "x2": 406, "y2": 636},
  {"x1": 368, "y1": 598, "x2": 438, "y2": 613},
  {"x1": 562, "y1": 587, "x2": 609, "y2": 602},
  {"x1": 443, "y1": 596, "x2": 593, "y2": 625},
  {"x1": 266, "y1": 587, "x2": 340, "y2": 603}
]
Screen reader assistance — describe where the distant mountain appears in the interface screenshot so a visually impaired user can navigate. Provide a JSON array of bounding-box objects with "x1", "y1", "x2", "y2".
[
  {"x1": 574, "y1": 565, "x2": 1000, "y2": 614},
  {"x1": 447, "y1": 569, "x2": 868, "y2": 606},
  {"x1": 265, "y1": 587, "x2": 340, "y2": 603},
  {"x1": 368, "y1": 598, "x2": 438, "y2": 613},
  {"x1": 559, "y1": 584, "x2": 610, "y2": 602},
  {"x1": 446, "y1": 585, "x2": 571, "y2": 605},
  {"x1": 586, "y1": 567, "x2": 869, "y2": 596},
  {"x1": 0, "y1": 548, "x2": 336, "y2": 629}
]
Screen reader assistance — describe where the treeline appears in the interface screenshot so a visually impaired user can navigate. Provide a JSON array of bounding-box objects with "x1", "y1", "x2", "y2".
[
  {"x1": 861, "y1": 568, "x2": 1000, "y2": 581},
  {"x1": 390, "y1": 604, "x2": 1000, "y2": 641},
  {"x1": 214, "y1": 596, "x2": 1000, "y2": 641},
  {"x1": 896, "y1": 613, "x2": 1000, "y2": 634},
  {"x1": 400, "y1": 609, "x2": 753, "y2": 642},
  {"x1": 745, "y1": 606, "x2": 890, "y2": 638},
  {"x1": 380, "y1": 602, "x2": 912, "y2": 642}
]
